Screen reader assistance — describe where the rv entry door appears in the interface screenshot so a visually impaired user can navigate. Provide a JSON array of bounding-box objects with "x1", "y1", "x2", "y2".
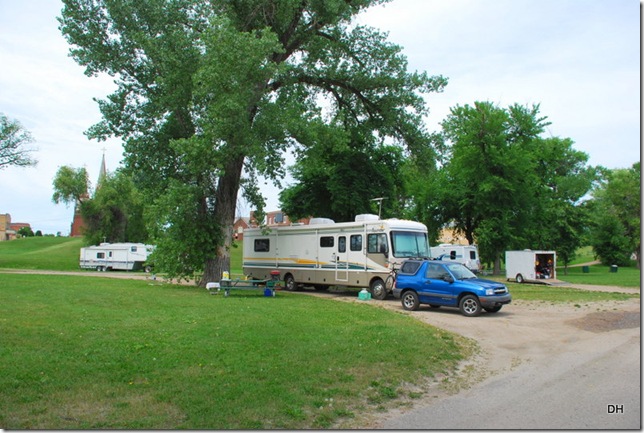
[{"x1": 335, "y1": 235, "x2": 349, "y2": 282}]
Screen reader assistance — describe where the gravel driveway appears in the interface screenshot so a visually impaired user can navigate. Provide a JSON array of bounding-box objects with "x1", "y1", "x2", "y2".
[{"x1": 357, "y1": 293, "x2": 640, "y2": 429}]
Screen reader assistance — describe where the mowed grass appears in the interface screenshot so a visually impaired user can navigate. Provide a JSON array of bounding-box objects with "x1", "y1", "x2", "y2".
[
  {"x1": 0, "y1": 237, "x2": 83, "y2": 271},
  {"x1": 554, "y1": 263, "x2": 640, "y2": 287},
  {"x1": 507, "y1": 284, "x2": 638, "y2": 303},
  {"x1": 0, "y1": 274, "x2": 467, "y2": 429}
]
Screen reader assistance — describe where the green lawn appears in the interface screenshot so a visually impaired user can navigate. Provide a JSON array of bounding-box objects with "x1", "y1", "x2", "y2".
[
  {"x1": 0, "y1": 237, "x2": 82, "y2": 271},
  {"x1": 0, "y1": 274, "x2": 467, "y2": 429}
]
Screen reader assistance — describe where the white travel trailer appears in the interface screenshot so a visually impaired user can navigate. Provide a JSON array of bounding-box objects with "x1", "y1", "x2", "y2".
[
  {"x1": 79, "y1": 243, "x2": 154, "y2": 272},
  {"x1": 505, "y1": 250, "x2": 557, "y2": 283},
  {"x1": 430, "y1": 244, "x2": 481, "y2": 273},
  {"x1": 242, "y1": 214, "x2": 430, "y2": 299}
]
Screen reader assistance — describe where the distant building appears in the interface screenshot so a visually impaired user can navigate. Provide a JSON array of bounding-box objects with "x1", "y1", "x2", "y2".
[
  {"x1": 233, "y1": 211, "x2": 310, "y2": 240},
  {"x1": 0, "y1": 213, "x2": 32, "y2": 241},
  {"x1": 70, "y1": 152, "x2": 108, "y2": 237}
]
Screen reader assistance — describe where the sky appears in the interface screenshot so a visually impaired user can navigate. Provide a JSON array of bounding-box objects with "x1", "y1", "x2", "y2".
[{"x1": 0, "y1": 0, "x2": 640, "y2": 235}]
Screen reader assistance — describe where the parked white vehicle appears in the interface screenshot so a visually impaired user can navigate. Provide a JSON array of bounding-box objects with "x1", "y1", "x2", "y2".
[
  {"x1": 80, "y1": 243, "x2": 155, "y2": 272},
  {"x1": 242, "y1": 214, "x2": 430, "y2": 299},
  {"x1": 505, "y1": 250, "x2": 557, "y2": 283},
  {"x1": 430, "y1": 244, "x2": 481, "y2": 273}
]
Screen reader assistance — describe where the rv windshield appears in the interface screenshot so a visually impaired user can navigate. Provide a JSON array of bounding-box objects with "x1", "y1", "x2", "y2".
[{"x1": 390, "y1": 231, "x2": 430, "y2": 258}]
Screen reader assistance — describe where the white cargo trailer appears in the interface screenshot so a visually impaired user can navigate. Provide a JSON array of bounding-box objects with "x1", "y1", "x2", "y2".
[
  {"x1": 80, "y1": 243, "x2": 154, "y2": 272},
  {"x1": 430, "y1": 243, "x2": 481, "y2": 273},
  {"x1": 505, "y1": 250, "x2": 556, "y2": 283},
  {"x1": 242, "y1": 214, "x2": 430, "y2": 299}
]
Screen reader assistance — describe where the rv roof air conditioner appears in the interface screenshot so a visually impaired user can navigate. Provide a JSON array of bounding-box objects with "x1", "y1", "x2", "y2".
[
  {"x1": 310, "y1": 217, "x2": 335, "y2": 225},
  {"x1": 355, "y1": 214, "x2": 379, "y2": 222}
]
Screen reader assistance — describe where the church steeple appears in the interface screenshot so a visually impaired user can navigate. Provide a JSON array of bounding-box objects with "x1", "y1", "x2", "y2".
[{"x1": 97, "y1": 147, "x2": 107, "y2": 189}]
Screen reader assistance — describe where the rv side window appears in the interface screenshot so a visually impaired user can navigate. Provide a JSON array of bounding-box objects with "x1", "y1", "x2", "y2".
[
  {"x1": 254, "y1": 239, "x2": 270, "y2": 252},
  {"x1": 109, "y1": 252, "x2": 113, "y2": 258},
  {"x1": 320, "y1": 236, "x2": 334, "y2": 248},
  {"x1": 350, "y1": 235, "x2": 362, "y2": 251},
  {"x1": 96, "y1": 252, "x2": 105, "y2": 259},
  {"x1": 450, "y1": 250, "x2": 456, "y2": 260},
  {"x1": 338, "y1": 236, "x2": 346, "y2": 253},
  {"x1": 131, "y1": 246, "x2": 137, "y2": 252},
  {"x1": 367, "y1": 233, "x2": 388, "y2": 254}
]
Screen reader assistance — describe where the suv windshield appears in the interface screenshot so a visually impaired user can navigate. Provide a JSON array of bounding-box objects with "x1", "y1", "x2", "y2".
[
  {"x1": 391, "y1": 231, "x2": 430, "y2": 258},
  {"x1": 446, "y1": 263, "x2": 477, "y2": 280}
]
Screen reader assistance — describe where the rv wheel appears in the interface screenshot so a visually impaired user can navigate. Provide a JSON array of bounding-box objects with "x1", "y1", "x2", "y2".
[
  {"x1": 370, "y1": 278, "x2": 387, "y2": 300},
  {"x1": 284, "y1": 274, "x2": 297, "y2": 291}
]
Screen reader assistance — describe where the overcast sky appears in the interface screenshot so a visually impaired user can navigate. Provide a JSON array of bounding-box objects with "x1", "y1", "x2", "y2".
[{"x1": 0, "y1": 0, "x2": 640, "y2": 235}]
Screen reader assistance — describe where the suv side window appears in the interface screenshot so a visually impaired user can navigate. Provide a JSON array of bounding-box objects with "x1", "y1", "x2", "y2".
[
  {"x1": 400, "y1": 261, "x2": 421, "y2": 274},
  {"x1": 426, "y1": 263, "x2": 450, "y2": 280}
]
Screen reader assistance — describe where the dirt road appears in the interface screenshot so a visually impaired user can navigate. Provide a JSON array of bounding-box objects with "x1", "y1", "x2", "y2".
[{"x1": 340, "y1": 290, "x2": 640, "y2": 429}]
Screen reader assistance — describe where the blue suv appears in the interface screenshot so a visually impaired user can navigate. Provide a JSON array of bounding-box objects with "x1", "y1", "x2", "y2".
[{"x1": 392, "y1": 259, "x2": 511, "y2": 316}]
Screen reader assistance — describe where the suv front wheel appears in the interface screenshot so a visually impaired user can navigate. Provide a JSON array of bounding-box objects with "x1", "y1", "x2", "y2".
[
  {"x1": 401, "y1": 291, "x2": 420, "y2": 311},
  {"x1": 459, "y1": 294, "x2": 482, "y2": 317}
]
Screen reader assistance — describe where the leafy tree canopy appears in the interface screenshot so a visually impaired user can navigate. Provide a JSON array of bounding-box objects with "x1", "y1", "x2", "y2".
[
  {"x1": 59, "y1": 0, "x2": 446, "y2": 284},
  {"x1": 0, "y1": 113, "x2": 37, "y2": 170}
]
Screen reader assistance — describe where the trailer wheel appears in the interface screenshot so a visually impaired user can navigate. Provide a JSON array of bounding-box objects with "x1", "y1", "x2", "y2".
[
  {"x1": 284, "y1": 274, "x2": 297, "y2": 291},
  {"x1": 369, "y1": 278, "x2": 387, "y2": 300},
  {"x1": 515, "y1": 274, "x2": 524, "y2": 284}
]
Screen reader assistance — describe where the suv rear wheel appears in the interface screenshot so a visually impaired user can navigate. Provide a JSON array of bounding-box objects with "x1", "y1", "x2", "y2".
[{"x1": 401, "y1": 291, "x2": 420, "y2": 311}]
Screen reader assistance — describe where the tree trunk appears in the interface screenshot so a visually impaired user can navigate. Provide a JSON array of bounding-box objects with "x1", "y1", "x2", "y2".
[
  {"x1": 200, "y1": 154, "x2": 245, "y2": 286},
  {"x1": 493, "y1": 253, "x2": 502, "y2": 275}
]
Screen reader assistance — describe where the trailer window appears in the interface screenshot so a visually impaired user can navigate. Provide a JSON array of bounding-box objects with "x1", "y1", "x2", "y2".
[
  {"x1": 254, "y1": 239, "x2": 270, "y2": 252},
  {"x1": 470, "y1": 250, "x2": 477, "y2": 260},
  {"x1": 350, "y1": 235, "x2": 362, "y2": 251},
  {"x1": 450, "y1": 250, "x2": 456, "y2": 260},
  {"x1": 367, "y1": 233, "x2": 388, "y2": 254},
  {"x1": 109, "y1": 252, "x2": 113, "y2": 258},
  {"x1": 131, "y1": 246, "x2": 137, "y2": 252},
  {"x1": 96, "y1": 252, "x2": 105, "y2": 259},
  {"x1": 320, "y1": 236, "x2": 334, "y2": 248},
  {"x1": 338, "y1": 236, "x2": 346, "y2": 253}
]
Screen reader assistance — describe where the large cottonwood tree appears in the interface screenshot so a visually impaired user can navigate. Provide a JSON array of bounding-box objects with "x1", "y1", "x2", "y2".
[{"x1": 59, "y1": 0, "x2": 446, "y2": 284}]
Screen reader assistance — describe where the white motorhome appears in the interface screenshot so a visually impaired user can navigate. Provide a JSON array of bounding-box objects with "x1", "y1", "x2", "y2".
[
  {"x1": 505, "y1": 250, "x2": 556, "y2": 283},
  {"x1": 79, "y1": 243, "x2": 154, "y2": 272},
  {"x1": 242, "y1": 214, "x2": 430, "y2": 299},
  {"x1": 430, "y1": 244, "x2": 481, "y2": 273}
]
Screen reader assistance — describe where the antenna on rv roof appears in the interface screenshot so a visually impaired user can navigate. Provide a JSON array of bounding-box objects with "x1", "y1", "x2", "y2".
[{"x1": 371, "y1": 197, "x2": 386, "y2": 219}]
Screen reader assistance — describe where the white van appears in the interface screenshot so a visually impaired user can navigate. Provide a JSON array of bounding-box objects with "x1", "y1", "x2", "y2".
[{"x1": 430, "y1": 244, "x2": 481, "y2": 273}]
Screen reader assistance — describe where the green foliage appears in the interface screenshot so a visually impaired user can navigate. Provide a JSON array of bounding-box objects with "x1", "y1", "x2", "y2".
[
  {"x1": 0, "y1": 274, "x2": 466, "y2": 429},
  {"x1": 588, "y1": 163, "x2": 640, "y2": 267},
  {"x1": 433, "y1": 102, "x2": 596, "y2": 273},
  {"x1": 17, "y1": 226, "x2": 34, "y2": 237},
  {"x1": 51, "y1": 165, "x2": 90, "y2": 206},
  {"x1": 0, "y1": 113, "x2": 37, "y2": 169},
  {"x1": 280, "y1": 140, "x2": 407, "y2": 221},
  {"x1": 80, "y1": 169, "x2": 148, "y2": 245},
  {"x1": 59, "y1": 0, "x2": 445, "y2": 284}
]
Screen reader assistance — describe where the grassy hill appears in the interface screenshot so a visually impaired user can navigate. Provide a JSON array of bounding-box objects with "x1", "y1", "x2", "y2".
[{"x1": 0, "y1": 236, "x2": 83, "y2": 271}]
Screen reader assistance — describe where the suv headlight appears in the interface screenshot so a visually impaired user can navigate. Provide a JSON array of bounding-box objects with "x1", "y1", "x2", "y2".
[{"x1": 485, "y1": 288, "x2": 494, "y2": 296}]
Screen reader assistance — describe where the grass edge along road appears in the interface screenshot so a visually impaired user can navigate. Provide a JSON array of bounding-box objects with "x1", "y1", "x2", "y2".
[{"x1": 0, "y1": 273, "x2": 471, "y2": 429}]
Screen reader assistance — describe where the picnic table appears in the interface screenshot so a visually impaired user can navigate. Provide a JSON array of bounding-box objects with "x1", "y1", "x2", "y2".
[{"x1": 206, "y1": 277, "x2": 281, "y2": 297}]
